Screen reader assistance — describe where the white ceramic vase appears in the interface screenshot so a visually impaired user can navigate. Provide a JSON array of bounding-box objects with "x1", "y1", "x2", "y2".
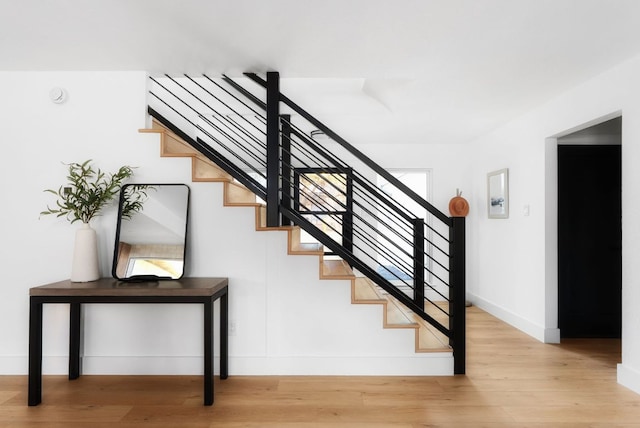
[{"x1": 70, "y1": 222, "x2": 100, "y2": 282}]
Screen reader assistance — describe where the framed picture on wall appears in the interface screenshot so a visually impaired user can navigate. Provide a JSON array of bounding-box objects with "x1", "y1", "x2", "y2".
[{"x1": 487, "y1": 168, "x2": 509, "y2": 219}]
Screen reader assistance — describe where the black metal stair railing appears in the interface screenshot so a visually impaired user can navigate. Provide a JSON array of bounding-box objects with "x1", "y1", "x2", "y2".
[{"x1": 147, "y1": 72, "x2": 466, "y2": 374}]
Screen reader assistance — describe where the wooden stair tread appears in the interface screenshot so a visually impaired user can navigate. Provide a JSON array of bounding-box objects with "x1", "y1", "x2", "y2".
[
  {"x1": 162, "y1": 134, "x2": 199, "y2": 157},
  {"x1": 254, "y1": 205, "x2": 293, "y2": 231},
  {"x1": 320, "y1": 259, "x2": 354, "y2": 279},
  {"x1": 152, "y1": 118, "x2": 169, "y2": 132},
  {"x1": 384, "y1": 297, "x2": 419, "y2": 328},
  {"x1": 425, "y1": 301, "x2": 450, "y2": 326},
  {"x1": 396, "y1": 298, "x2": 451, "y2": 351},
  {"x1": 288, "y1": 227, "x2": 323, "y2": 255},
  {"x1": 415, "y1": 318, "x2": 450, "y2": 351},
  {"x1": 353, "y1": 278, "x2": 450, "y2": 352},
  {"x1": 352, "y1": 278, "x2": 386, "y2": 303},
  {"x1": 290, "y1": 242, "x2": 324, "y2": 254},
  {"x1": 138, "y1": 119, "x2": 169, "y2": 134},
  {"x1": 192, "y1": 157, "x2": 233, "y2": 182},
  {"x1": 224, "y1": 181, "x2": 259, "y2": 206}
]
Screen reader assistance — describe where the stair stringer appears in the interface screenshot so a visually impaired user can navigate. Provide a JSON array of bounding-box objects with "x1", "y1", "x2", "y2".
[{"x1": 141, "y1": 119, "x2": 452, "y2": 355}]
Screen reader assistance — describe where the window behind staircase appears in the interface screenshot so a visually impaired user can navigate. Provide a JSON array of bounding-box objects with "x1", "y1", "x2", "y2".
[
  {"x1": 294, "y1": 168, "x2": 353, "y2": 256},
  {"x1": 376, "y1": 169, "x2": 433, "y2": 294}
]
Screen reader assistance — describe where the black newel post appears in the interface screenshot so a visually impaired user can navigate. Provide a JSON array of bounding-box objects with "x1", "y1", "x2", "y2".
[
  {"x1": 280, "y1": 114, "x2": 292, "y2": 226},
  {"x1": 266, "y1": 71, "x2": 280, "y2": 227},
  {"x1": 413, "y1": 218, "x2": 425, "y2": 305},
  {"x1": 450, "y1": 216, "x2": 466, "y2": 374}
]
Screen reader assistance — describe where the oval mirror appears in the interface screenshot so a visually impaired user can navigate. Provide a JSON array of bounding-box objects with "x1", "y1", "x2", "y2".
[{"x1": 112, "y1": 184, "x2": 190, "y2": 281}]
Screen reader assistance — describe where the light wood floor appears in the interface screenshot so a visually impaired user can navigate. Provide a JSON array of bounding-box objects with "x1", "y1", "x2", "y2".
[{"x1": 2, "y1": 306, "x2": 639, "y2": 427}]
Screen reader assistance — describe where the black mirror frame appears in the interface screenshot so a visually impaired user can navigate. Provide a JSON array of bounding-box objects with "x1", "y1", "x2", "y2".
[{"x1": 111, "y1": 183, "x2": 190, "y2": 282}]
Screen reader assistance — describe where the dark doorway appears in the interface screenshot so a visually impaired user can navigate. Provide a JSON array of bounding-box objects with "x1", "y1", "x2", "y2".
[{"x1": 558, "y1": 138, "x2": 621, "y2": 338}]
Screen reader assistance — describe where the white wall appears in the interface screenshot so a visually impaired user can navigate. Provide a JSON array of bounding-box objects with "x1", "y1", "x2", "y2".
[
  {"x1": 363, "y1": 143, "x2": 471, "y2": 212},
  {"x1": 465, "y1": 53, "x2": 640, "y2": 393},
  {"x1": 0, "y1": 71, "x2": 462, "y2": 376}
]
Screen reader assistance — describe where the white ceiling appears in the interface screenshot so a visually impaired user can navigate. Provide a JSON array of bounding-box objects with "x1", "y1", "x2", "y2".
[{"x1": 2, "y1": 0, "x2": 640, "y2": 144}]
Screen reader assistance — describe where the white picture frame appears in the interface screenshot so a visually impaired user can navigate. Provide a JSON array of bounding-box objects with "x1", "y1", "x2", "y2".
[{"x1": 487, "y1": 168, "x2": 509, "y2": 219}]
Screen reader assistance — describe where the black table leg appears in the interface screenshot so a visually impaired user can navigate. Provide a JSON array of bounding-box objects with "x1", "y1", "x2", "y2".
[
  {"x1": 220, "y1": 290, "x2": 228, "y2": 379},
  {"x1": 28, "y1": 297, "x2": 43, "y2": 406},
  {"x1": 203, "y1": 298, "x2": 214, "y2": 405},
  {"x1": 69, "y1": 302, "x2": 82, "y2": 380}
]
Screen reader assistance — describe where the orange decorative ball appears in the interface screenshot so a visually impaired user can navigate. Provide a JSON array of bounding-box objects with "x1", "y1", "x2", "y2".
[{"x1": 449, "y1": 190, "x2": 469, "y2": 217}]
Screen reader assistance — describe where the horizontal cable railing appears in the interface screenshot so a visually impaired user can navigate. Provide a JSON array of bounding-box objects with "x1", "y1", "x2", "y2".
[{"x1": 148, "y1": 72, "x2": 466, "y2": 373}]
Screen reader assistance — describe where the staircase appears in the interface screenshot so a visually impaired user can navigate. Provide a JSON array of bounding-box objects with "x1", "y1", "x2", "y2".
[{"x1": 143, "y1": 72, "x2": 466, "y2": 373}]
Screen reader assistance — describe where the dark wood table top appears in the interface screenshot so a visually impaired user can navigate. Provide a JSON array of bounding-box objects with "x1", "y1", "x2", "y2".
[{"x1": 30, "y1": 277, "x2": 228, "y2": 297}]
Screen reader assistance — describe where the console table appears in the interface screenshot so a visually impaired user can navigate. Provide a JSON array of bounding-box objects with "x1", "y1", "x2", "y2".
[{"x1": 28, "y1": 277, "x2": 228, "y2": 406}]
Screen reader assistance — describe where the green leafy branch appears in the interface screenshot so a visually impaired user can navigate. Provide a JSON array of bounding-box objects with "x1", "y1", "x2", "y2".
[
  {"x1": 120, "y1": 184, "x2": 155, "y2": 220},
  {"x1": 41, "y1": 160, "x2": 137, "y2": 224}
]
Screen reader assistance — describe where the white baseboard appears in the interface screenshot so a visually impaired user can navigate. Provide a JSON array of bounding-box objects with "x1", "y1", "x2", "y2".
[
  {"x1": 1, "y1": 353, "x2": 453, "y2": 376},
  {"x1": 81, "y1": 356, "x2": 210, "y2": 375},
  {"x1": 467, "y1": 292, "x2": 559, "y2": 343},
  {"x1": 0, "y1": 356, "x2": 212, "y2": 376},
  {"x1": 0, "y1": 356, "x2": 29, "y2": 375},
  {"x1": 228, "y1": 354, "x2": 453, "y2": 375},
  {"x1": 618, "y1": 363, "x2": 640, "y2": 394}
]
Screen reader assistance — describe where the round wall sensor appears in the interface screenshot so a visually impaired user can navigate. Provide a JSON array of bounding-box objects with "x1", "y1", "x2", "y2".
[{"x1": 49, "y1": 87, "x2": 67, "y2": 104}]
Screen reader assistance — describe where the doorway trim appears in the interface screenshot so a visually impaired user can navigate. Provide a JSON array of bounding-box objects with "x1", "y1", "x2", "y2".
[{"x1": 544, "y1": 137, "x2": 560, "y2": 343}]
